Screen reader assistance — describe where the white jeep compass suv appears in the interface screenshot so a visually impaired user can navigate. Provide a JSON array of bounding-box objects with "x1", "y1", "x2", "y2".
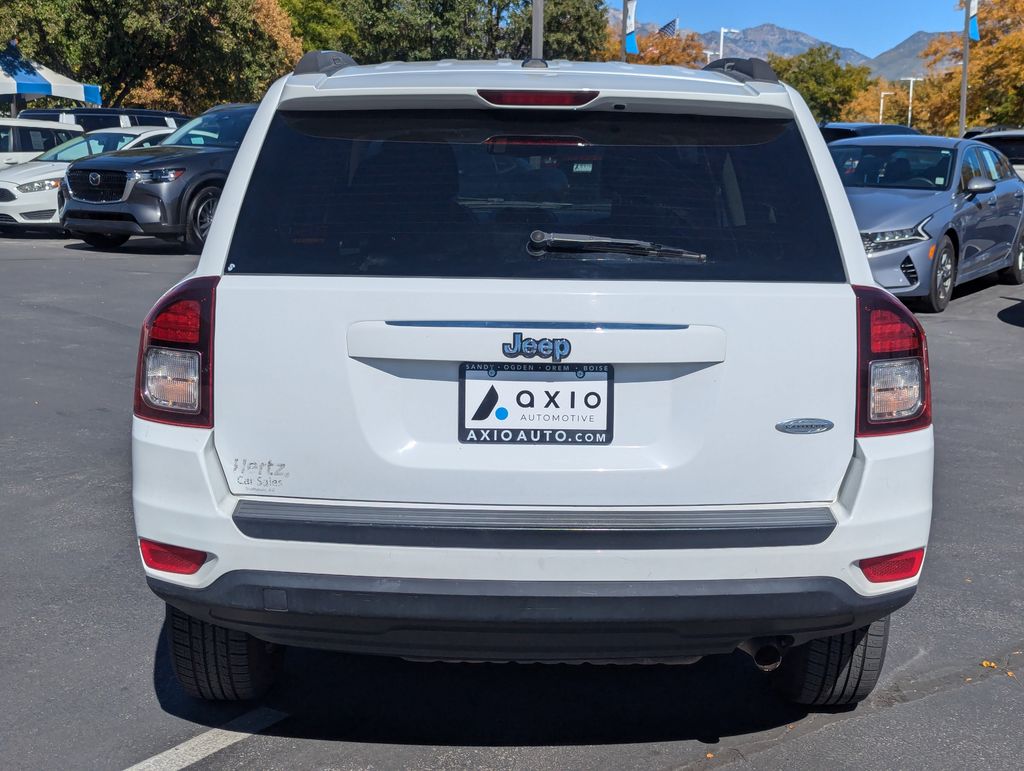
[{"x1": 132, "y1": 52, "x2": 933, "y2": 706}]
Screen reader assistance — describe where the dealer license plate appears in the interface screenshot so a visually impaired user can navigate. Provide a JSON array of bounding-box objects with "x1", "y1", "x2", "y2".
[{"x1": 459, "y1": 362, "x2": 613, "y2": 445}]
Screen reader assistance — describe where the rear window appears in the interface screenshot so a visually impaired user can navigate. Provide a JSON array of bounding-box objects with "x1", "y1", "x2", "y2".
[
  {"x1": 227, "y1": 110, "x2": 844, "y2": 282},
  {"x1": 821, "y1": 127, "x2": 855, "y2": 143},
  {"x1": 980, "y1": 137, "x2": 1024, "y2": 165},
  {"x1": 75, "y1": 114, "x2": 123, "y2": 131}
]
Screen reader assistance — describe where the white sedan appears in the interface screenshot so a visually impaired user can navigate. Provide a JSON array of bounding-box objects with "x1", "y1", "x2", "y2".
[{"x1": 0, "y1": 126, "x2": 172, "y2": 232}]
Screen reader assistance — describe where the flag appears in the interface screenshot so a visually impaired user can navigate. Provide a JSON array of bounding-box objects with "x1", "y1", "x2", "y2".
[
  {"x1": 658, "y1": 19, "x2": 678, "y2": 38},
  {"x1": 969, "y1": 0, "x2": 980, "y2": 42},
  {"x1": 625, "y1": 0, "x2": 639, "y2": 55}
]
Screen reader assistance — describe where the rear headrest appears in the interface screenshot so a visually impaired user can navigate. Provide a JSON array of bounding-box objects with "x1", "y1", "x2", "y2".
[
  {"x1": 352, "y1": 140, "x2": 460, "y2": 201},
  {"x1": 885, "y1": 157, "x2": 913, "y2": 182}
]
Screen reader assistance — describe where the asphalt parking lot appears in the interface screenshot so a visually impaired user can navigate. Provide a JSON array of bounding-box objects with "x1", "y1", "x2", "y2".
[{"x1": 2, "y1": 233, "x2": 1023, "y2": 771}]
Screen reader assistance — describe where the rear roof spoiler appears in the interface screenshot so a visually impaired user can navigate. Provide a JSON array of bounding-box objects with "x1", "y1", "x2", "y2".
[
  {"x1": 293, "y1": 50, "x2": 358, "y2": 76},
  {"x1": 702, "y1": 57, "x2": 779, "y2": 84}
]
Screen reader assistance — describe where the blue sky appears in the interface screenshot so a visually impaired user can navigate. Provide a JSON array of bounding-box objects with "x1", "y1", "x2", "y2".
[{"x1": 632, "y1": 0, "x2": 965, "y2": 57}]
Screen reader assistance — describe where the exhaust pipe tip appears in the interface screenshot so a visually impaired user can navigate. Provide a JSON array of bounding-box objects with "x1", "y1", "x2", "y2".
[
  {"x1": 738, "y1": 638, "x2": 787, "y2": 672},
  {"x1": 752, "y1": 645, "x2": 782, "y2": 672}
]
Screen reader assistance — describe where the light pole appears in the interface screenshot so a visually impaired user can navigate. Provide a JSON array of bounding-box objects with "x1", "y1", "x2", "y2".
[
  {"x1": 719, "y1": 27, "x2": 739, "y2": 60},
  {"x1": 620, "y1": 1, "x2": 629, "y2": 61},
  {"x1": 878, "y1": 91, "x2": 894, "y2": 124},
  {"x1": 959, "y1": 2, "x2": 971, "y2": 136},
  {"x1": 704, "y1": 49, "x2": 716, "y2": 64},
  {"x1": 531, "y1": 0, "x2": 544, "y2": 59},
  {"x1": 901, "y1": 77, "x2": 922, "y2": 128}
]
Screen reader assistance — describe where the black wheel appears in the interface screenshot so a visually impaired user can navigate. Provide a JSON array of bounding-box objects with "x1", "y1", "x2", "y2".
[
  {"x1": 918, "y1": 235, "x2": 955, "y2": 313},
  {"x1": 773, "y1": 616, "x2": 889, "y2": 707},
  {"x1": 81, "y1": 232, "x2": 130, "y2": 249},
  {"x1": 998, "y1": 236, "x2": 1024, "y2": 285},
  {"x1": 165, "y1": 604, "x2": 281, "y2": 701},
  {"x1": 185, "y1": 186, "x2": 221, "y2": 254}
]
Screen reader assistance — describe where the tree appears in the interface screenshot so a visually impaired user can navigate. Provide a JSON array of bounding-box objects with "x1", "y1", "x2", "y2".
[
  {"x1": 631, "y1": 32, "x2": 705, "y2": 66},
  {"x1": 841, "y1": 80, "x2": 909, "y2": 126},
  {"x1": 3, "y1": 1, "x2": 303, "y2": 113},
  {"x1": 911, "y1": 0, "x2": 1024, "y2": 134},
  {"x1": 505, "y1": 0, "x2": 607, "y2": 60},
  {"x1": 279, "y1": 0, "x2": 357, "y2": 53},
  {"x1": 768, "y1": 45, "x2": 874, "y2": 122},
  {"x1": 599, "y1": 26, "x2": 705, "y2": 68},
  {"x1": 145, "y1": 0, "x2": 303, "y2": 112},
  {"x1": 336, "y1": 1, "x2": 491, "y2": 62},
  {"x1": 332, "y1": 1, "x2": 607, "y2": 64},
  {"x1": 1, "y1": 1, "x2": 81, "y2": 79}
]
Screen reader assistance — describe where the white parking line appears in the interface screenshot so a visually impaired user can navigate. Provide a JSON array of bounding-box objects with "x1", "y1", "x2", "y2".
[{"x1": 123, "y1": 707, "x2": 289, "y2": 771}]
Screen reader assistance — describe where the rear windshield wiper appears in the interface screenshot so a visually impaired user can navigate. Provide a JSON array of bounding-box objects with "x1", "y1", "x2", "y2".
[{"x1": 527, "y1": 230, "x2": 707, "y2": 264}]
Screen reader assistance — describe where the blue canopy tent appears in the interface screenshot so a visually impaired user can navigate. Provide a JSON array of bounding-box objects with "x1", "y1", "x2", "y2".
[{"x1": 1, "y1": 42, "x2": 101, "y2": 116}]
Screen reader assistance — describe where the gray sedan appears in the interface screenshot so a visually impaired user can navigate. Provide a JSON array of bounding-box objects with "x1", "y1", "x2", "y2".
[{"x1": 830, "y1": 135, "x2": 1024, "y2": 312}]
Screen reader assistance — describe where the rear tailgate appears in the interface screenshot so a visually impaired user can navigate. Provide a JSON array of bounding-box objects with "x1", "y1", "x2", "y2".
[
  {"x1": 212, "y1": 105, "x2": 855, "y2": 507},
  {"x1": 214, "y1": 278, "x2": 854, "y2": 506}
]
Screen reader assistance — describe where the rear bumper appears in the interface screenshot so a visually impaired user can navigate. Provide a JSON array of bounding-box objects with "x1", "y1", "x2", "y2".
[
  {"x1": 231, "y1": 499, "x2": 838, "y2": 549},
  {"x1": 134, "y1": 419, "x2": 932, "y2": 659},
  {"x1": 151, "y1": 571, "x2": 915, "y2": 660}
]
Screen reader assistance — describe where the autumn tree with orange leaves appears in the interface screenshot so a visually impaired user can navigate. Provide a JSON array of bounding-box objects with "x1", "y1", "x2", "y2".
[
  {"x1": 601, "y1": 26, "x2": 706, "y2": 67},
  {"x1": 841, "y1": 80, "x2": 910, "y2": 126},
  {"x1": 842, "y1": 0, "x2": 1024, "y2": 135},
  {"x1": 914, "y1": 0, "x2": 1024, "y2": 134},
  {"x1": 3, "y1": 0, "x2": 303, "y2": 114}
]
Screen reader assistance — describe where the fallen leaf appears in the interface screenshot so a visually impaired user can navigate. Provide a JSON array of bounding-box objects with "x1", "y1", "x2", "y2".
[
  {"x1": 706, "y1": 752, "x2": 715, "y2": 759},
  {"x1": 1008, "y1": 671, "x2": 1015, "y2": 678},
  {"x1": 982, "y1": 660, "x2": 999, "y2": 669},
  {"x1": 965, "y1": 677, "x2": 973, "y2": 682}
]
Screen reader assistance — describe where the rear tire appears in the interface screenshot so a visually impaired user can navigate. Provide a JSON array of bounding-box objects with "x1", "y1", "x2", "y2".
[
  {"x1": 773, "y1": 616, "x2": 890, "y2": 706},
  {"x1": 184, "y1": 186, "x2": 221, "y2": 254},
  {"x1": 165, "y1": 604, "x2": 281, "y2": 701},
  {"x1": 998, "y1": 237, "x2": 1024, "y2": 285},
  {"x1": 917, "y1": 235, "x2": 955, "y2": 313},
  {"x1": 81, "y1": 232, "x2": 130, "y2": 249}
]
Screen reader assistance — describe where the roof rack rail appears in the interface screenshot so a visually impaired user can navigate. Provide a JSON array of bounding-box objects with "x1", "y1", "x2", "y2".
[
  {"x1": 293, "y1": 50, "x2": 357, "y2": 76},
  {"x1": 702, "y1": 57, "x2": 778, "y2": 84}
]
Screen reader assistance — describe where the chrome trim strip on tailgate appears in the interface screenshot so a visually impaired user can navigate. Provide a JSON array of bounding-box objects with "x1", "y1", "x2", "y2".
[
  {"x1": 347, "y1": 321, "x2": 727, "y2": 364},
  {"x1": 232, "y1": 500, "x2": 836, "y2": 549},
  {"x1": 385, "y1": 321, "x2": 689, "y2": 330}
]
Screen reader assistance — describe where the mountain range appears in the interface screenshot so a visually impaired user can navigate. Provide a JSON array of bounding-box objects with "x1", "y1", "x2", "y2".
[{"x1": 607, "y1": 14, "x2": 953, "y2": 81}]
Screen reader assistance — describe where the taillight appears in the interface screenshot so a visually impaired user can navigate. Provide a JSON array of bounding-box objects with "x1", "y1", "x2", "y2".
[
  {"x1": 477, "y1": 90, "x2": 598, "y2": 107},
  {"x1": 859, "y1": 548, "x2": 925, "y2": 583},
  {"x1": 854, "y1": 285, "x2": 930, "y2": 437},
  {"x1": 139, "y1": 538, "x2": 208, "y2": 574},
  {"x1": 134, "y1": 276, "x2": 218, "y2": 427},
  {"x1": 484, "y1": 135, "x2": 590, "y2": 148}
]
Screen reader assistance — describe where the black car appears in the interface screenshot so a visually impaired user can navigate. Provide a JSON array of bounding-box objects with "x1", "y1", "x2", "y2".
[
  {"x1": 819, "y1": 122, "x2": 921, "y2": 143},
  {"x1": 18, "y1": 107, "x2": 191, "y2": 132},
  {"x1": 60, "y1": 104, "x2": 256, "y2": 252},
  {"x1": 963, "y1": 125, "x2": 1022, "y2": 139}
]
